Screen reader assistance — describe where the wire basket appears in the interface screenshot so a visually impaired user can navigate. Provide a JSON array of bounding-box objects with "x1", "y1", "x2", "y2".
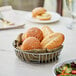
[{"x1": 13, "y1": 40, "x2": 63, "y2": 63}]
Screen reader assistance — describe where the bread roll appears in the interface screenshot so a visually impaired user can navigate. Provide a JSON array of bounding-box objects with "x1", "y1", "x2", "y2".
[
  {"x1": 21, "y1": 37, "x2": 41, "y2": 50},
  {"x1": 41, "y1": 33, "x2": 64, "y2": 49},
  {"x1": 41, "y1": 25, "x2": 53, "y2": 38},
  {"x1": 32, "y1": 7, "x2": 46, "y2": 17},
  {"x1": 22, "y1": 27, "x2": 43, "y2": 42},
  {"x1": 36, "y1": 13, "x2": 51, "y2": 20}
]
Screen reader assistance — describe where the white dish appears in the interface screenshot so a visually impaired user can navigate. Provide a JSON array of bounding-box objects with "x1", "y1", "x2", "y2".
[
  {"x1": 52, "y1": 59, "x2": 76, "y2": 76},
  {"x1": 25, "y1": 12, "x2": 61, "y2": 23},
  {"x1": 0, "y1": 10, "x2": 25, "y2": 30}
]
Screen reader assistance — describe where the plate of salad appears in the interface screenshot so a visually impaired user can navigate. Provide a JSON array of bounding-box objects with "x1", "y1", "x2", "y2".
[{"x1": 52, "y1": 59, "x2": 76, "y2": 76}]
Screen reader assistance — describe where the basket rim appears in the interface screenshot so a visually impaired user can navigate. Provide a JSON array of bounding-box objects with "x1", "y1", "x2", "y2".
[
  {"x1": 13, "y1": 40, "x2": 63, "y2": 55},
  {"x1": 14, "y1": 47, "x2": 62, "y2": 55}
]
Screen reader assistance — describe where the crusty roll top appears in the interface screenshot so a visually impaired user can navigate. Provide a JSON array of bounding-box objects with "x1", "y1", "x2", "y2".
[
  {"x1": 21, "y1": 37, "x2": 42, "y2": 50},
  {"x1": 41, "y1": 25, "x2": 54, "y2": 38},
  {"x1": 32, "y1": 7, "x2": 46, "y2": 17},
  {"x1": 22, "y1": 27, "x2": 43, "y2": 42},
  {"x1": 41, "y1": 33, "x2": 64, "y2": 49}
]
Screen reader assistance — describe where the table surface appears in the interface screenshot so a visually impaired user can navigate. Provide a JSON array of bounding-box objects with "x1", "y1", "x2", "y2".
[{"x1": 0, "y1": 10, "x2": 76, "y2": 76}]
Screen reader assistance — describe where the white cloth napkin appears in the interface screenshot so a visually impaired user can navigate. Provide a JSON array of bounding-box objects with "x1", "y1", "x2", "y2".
[
  {"x1": 0, "y1": 6, "x2": 12, "y2": 11},
  {"x1": 0, "y1": 6, "x2": 15, "y2": 22},
  {"x1": 0, "y1": 6, "x2": 25, "y2": 30}
]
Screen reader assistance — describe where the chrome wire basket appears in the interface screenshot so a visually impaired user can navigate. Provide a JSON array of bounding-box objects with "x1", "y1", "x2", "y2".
[{"x1": 13, "y1": 40, "x2": 63, "y2": 63}]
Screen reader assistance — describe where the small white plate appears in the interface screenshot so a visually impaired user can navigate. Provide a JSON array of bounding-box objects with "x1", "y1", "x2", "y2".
[
  {"x1": 0, "y1": 10, "x2": 25, "y2": 30},
  {"x1": 25, "y1": 12, "x2": 61, "y2": 23}
]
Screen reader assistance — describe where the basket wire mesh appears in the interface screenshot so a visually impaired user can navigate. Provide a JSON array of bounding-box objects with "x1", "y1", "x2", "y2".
[{"x1": 13, "y1": 40, "x2": 63, "y2": 63}]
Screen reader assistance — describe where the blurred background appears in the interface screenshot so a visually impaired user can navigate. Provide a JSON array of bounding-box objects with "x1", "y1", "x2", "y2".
[{"x1": 0, "y1": 0, "x2": 76, "y2": 17}]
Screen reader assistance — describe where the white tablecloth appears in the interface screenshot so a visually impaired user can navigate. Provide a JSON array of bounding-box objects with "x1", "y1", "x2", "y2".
[{"x1": 0, "y1": 10, "x2": 76, "y2": 76}]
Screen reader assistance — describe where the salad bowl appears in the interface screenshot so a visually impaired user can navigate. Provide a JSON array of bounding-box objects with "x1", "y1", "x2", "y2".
[{"x1": 52, "y1": 59, "x2": 76, "y2": 76}]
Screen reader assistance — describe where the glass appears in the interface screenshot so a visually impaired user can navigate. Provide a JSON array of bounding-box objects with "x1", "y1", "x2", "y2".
[{"x1": 66, "y1": 0, "x2": 76, "y2": 30}]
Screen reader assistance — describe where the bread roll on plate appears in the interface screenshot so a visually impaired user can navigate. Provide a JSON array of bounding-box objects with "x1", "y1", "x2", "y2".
[
  {"x1": 36, "y1": 13, "x2": 51, "y2": 20},
  {"x1": 32, "y1": 7, "x2": 46, "y2": 17},
  {"x1": 41, "y1": 33, "x2": 64, "y2": 49},
  {"x1": 32, "y1": 7, "x2": 51, "y2": 20}
]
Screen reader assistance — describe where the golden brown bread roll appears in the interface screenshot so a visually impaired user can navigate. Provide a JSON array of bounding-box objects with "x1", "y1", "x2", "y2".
[
  {"x1": 32, "y1": 7, "x2": 46, "y2": 17},
  {"x1": 41, "y1": 25, "x2": 53, "y2": 38},
  {"x1": 36, "y1": 13, "x2": 51, "y2": 20},
  {"x1": 41, "y1": 33, "x2": 64, "y2": 49},
  {"x1": 32, "y1": 7, "x2": 51, "y2": 20},
  {"x1": 22, "y1": 27, "x2": 43, "y2": 42},
  {"x1": 21, "y1": 37, "x2": 42, "y2": 50}
]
